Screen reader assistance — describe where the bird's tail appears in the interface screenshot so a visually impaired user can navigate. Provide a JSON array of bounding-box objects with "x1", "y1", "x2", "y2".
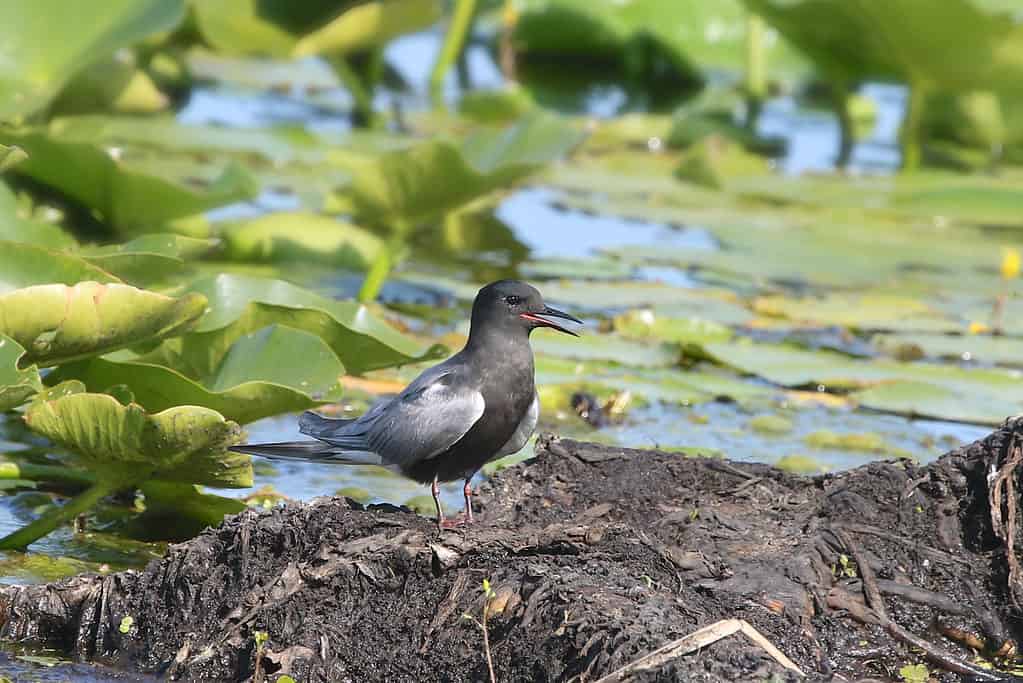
[{"x1": 228, "y1": 441, "x2": 382, "y2": 466}]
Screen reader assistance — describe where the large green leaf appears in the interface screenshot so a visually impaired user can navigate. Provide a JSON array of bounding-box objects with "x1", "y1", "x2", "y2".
[
  {"x1": 514, "y1": 0, "x2": 807, "y2": 83},
  {"x1": 0, "y1": 335, "x2": 41, "y2": 412},
  {"x1": 0, "y1": 0, "x2": 185, "y2": 121},
  {"x1": 221, "y1": 212, "x2": 382, "y2": 267},
  {"x1": 0, "y1": 123, "x2": 259, "y2": 236},
  {"x1": 345, "y1": 113, "x2": 585, "y2": 228},
  {"x1": 191, "y1": 0, "x2": 439, "y2": 57},
  {"x1": 179, "y1": 274, "x2": 446, "y2": 377},
  {"x1": 78, "y1": 234, "x2": 218, "y2": 286},
  {"x1": 741, "y1": 0, "x2": 1023, "y2": 95},
  {"x1": 24, "y1": 381, "x2": 247, "y2": 485},
  {"x1": 0, "y1": 282, "x2": 206, "y2": 367},
  {"x1": 0, "y1": 242, "x2": 120, "y2": 293},
  {"x1": 51, "y1": 325, "x2": 345, "y2": 424},
  {"x1": 0, "y1": 184, "x2": 76, "y2": 249},
  {"x1": 138, "y1": 481, "x2": 246, "y2": 539}
]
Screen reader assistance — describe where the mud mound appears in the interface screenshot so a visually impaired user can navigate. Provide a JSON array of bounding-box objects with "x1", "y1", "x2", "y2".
[{"x1": 3, "y1": 420, "x2": 1023, "y2": 682}]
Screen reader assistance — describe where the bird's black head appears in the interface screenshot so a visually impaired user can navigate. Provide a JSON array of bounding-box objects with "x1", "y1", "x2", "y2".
[{"x1": 470, "y1": 280, "x2": 581, "y2": 339}]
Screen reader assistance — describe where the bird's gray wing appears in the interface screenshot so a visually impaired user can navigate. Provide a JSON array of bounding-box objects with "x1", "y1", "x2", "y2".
[
  {"x1": 311, "y1": 362, "x2": 485, "y2": 467},
  {"x1": 493, "y1": 391, "x2": 538, "y2": 458}
]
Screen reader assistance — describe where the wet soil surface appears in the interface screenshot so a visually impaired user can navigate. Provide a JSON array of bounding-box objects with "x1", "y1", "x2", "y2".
[{"x1": 4, "y1": 421, "x2": 1023, "y2": 682}]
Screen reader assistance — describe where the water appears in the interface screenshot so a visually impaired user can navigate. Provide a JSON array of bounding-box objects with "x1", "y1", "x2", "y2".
[{"x1": 0, "y1": 27, "x2": 998, "y2": 595}]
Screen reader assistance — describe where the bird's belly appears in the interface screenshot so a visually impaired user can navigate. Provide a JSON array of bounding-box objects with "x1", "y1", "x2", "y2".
[{"x1": 401, "y1": 388, "x2": 533, "y2": 483}]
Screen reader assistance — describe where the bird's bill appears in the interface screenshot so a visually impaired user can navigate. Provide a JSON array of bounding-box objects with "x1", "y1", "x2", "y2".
[{"x1": 520, "y1": 306, "x2": 582, "y2": 336}]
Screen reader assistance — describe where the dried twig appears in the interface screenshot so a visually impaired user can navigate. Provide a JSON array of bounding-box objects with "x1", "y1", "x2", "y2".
[
  {"x1": 592, "y1": 618, "x2": 804, "y2": 682},
  {"x1": 988, "y1": 439, "x2": 1023, "y2": 607}
]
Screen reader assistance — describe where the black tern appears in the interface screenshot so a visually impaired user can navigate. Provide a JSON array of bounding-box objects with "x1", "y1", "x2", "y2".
[{"x1": 229, "y1": 280, "x2": 581, "y2": 528}]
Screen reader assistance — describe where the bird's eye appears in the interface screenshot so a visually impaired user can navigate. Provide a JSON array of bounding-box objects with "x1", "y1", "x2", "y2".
[{"x1": 504, "y1": 295, "x2": 523, "y2": 306}]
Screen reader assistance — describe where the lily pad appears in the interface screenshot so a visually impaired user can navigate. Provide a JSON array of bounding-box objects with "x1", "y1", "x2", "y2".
[
  {"x1": 742, "y1": 0, "x2": 1023, "y2": 96},
  {"x1": 614, "y1": 309, "x2": 734, "y2": 345},
  {"x1": 0, "y1": 183, "x2": 76, "y2": 249},
  {"x1": 0, "y1": 282, "x2": 206, "y2": 367},
  {"x1": 0, "y1": 0, "x2": 185, "y2": 121},
  {"x1": 179, "y1": 274, "x2": 446, "y2": 378},
  {"x1": 138, "y1": 481, "x2": 246, "y2": 539},
  {"x1": 533, "y1": 332, "x2": 677, "y2": 367},
  {"x1": 192, "y1": 0, "x2": 440, "y2": 58},
  {"x1": 873, "y1": 332, "x2": 1023, "y2": 367},
  {"x1": 0, "y1": 123, "x2": 259, "y2": 236},
  {"x1": 513, "y1": 0, "x2": 808, "y2": 83},
  {"x1": 79, "y1": 234, "x2": 218, "y2": 285},
  {"x1": 221, "y1": 212, "x2": 382, "y2": 267},
  {"x1": 24, "y1": 381, "x2": 246, "y2": 485},
  {"x1": 345, "y1": 112, "x2": 585, "y2": 229},
  {"x1": 753, "y1": 293, "x2": 959, "y2": 333},
  {"x1": 0, "y1": 242, "x2": 120, "y2": 293},
  {"x1": 51, "y1": 325, "x2": 345, "y2": 425},
  {"x1": 0, "y1": 335, "x2": 41, "y2": 412}
]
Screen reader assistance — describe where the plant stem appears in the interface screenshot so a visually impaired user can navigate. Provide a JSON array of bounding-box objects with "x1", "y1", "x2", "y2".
[
  {"x1": 358, "y1": 233, "x2": 405, "y2": 303},
  {"x1": 744, "y1": 13, "x2": 766, "y2": 130},
  {"x1": 0, "y1": 479, "x2": 121, "y2": 550},
  {"x1": 332, "y1": 56, "x2": 377, "y2": 127},
  {"x1": 499, "y1": 0, "x2": 518, "y2": 81},
  {"x1": 900, "y1": 83, "x2": 926, "y2": 172},
  {"x1": 0, "y1": 461, "x2": 95, "y2": 487},
  {"x1": 831, "y1": 81, "x2": 854, "y2": 169},
  {"x1": 429, "y1": 0, "x2": 478, "y2": 107},
  {"x1": 482, "y1": 601, "x2": 496, "y2": 683}
]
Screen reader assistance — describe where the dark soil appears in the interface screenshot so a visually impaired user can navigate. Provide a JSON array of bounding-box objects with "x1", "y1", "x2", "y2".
[{"x1": 4, "y1": 420, "x2": 1023, "y2": 682}]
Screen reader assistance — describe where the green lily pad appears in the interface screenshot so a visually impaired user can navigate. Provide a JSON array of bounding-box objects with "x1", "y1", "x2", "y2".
[
  {"x1": 748, "y1": 414, "x2": 793, "y2": 435},
  {"x1": 0, "y1": 0, "x2": 185, "y2": 121},
  {"x1": 0, "y1": 242, "x2": 120, "y2": 293},
  {"x1": 614, "y1": 309, "x2": 734, "y2": 345},
  {"x1": 753, "y1": 293, "x2": 959, "y2": 333},
  {"x1": 873, "y1": 332, "x2": 1023, "y2": 366},
  {"x1": 0, "y1": 282, "x2": 206, "y2": 367},
  {"x1": 221, "y1": 212, "x2": 382, "y2": 267},
  {"x1": 52, "y1": 325, "x2": 345, "y2": 425},
  {"x1": 0, "y1": 183, "x2": 76, "y2": 249},
  {"x1": 514, "y1": 0, "x2": 808, "y2": 83},
  {"x1": 0, "y1": 123, "x2": 259, "y2": 236},
  {"x1": 25, "y1": 381, "x2": 246, "y2": 485},
  {"x1": 179, "y1": 274, "x2": 445, "y2": 378},
  {"x1": 345, "y1": 112, "x2": 585, "y2": 229},
  {"x1": 0, "y1": 145, "x2": 27, "y2": 172},
  {"x1": 52, "y1": 53, "x2": 169, "y2": 117},
  {"x1": 79, "y1": 234, "x2": 218, "y2": 285},
  {"x1": 0, "y1": 335, "x2": 41, "y2": 412},
  {"x1": 742, "y1": 0, "x2": 1023, "y2": 95},
  {"x1": 192, "y1": 0, "x2": 439, "y2": 58},
  {"x1": 533, "y1": 332, "x2": 677, "y2": 367},
  {"x1": 774, "y1": 453, "x2": 826, "y2": 475},
  {"x1": 703, "y1": 339, "x2": 1023, "y2": 424},
  {"x1": 185, "y1": 47, "x2": 341, "y2": 91}
]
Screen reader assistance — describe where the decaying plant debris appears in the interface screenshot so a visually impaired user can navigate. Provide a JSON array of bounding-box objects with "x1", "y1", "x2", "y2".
[{"x1": 4, "y1": 419, "x2": 1023, "y2": 682}]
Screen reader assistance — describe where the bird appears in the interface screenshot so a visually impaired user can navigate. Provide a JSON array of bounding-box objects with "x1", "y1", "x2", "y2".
[{"x1": 229, "y1": 280, "x2": 581, "y2": 528}]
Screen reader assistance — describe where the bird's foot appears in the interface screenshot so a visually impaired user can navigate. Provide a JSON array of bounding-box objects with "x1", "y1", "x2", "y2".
[{"x1": 437, "y1": 512, "x2": 472, "y2": 530}]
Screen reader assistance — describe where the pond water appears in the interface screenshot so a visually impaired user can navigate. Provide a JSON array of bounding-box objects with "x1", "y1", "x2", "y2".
[{"x1": 0, "y1": 22, "x2": 1015, "y2": 632}]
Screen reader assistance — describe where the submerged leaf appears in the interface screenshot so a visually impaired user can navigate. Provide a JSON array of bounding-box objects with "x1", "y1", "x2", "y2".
[{"x1": 0, "y1": 282, "x2": 206, "y2": 367}]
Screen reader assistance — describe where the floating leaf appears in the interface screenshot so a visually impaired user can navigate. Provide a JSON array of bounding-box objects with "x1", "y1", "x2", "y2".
[
  {"x1": 192, "y1": 0, "x2": 439, "y2": 58},
  {"x1": 874, "y1": 332, "x2": 1023, "y2": 367},
  {"x1": 0, "y1": 242, "x2": 119, "y2": 293},
  {"x1": 0, "y1": 122, "x2": 259, "y2": 236},
  {"x1": 51, "y1": 325, "x2": 345, "y2": 425},
  {"x1": 0, "y1": 335, "x2": 41, "y2": 412},
  {"x1": 0, "y1": 145, "x2": 27, "y2": 172},
  {"x1": 138, "y1": 481, "x2": 246, "y2": 539},
  {"x1": 180, "y1": 274, "x2": 445, "y2": 377},
  {"x1": 514, "y1": 0, "x2": 808, "y2": 83},
  {"x1": 24, "y1": 381, "x2": 243, "y2": 483},
  {"x1": 79, "y1": 234, "x2": 218, "y2": 285},
  {"x1": 0, "y1": 0, "x2": 185, "y2": 121},
  {"x1": 0, "y1": 282, "x2": 206, "y2": 367},
  {"x1": 345, "y1": 113, "x2": 585, "y2": 228},
  {"x1": 753, "y1": 293, "x2": 958, "y2": 333},
  {"x1": 221, "y1": 212, "x2": 382, "y2": 268},
  {"x1": 0, "y1": 183, "x2": 76, "y2": 249}
]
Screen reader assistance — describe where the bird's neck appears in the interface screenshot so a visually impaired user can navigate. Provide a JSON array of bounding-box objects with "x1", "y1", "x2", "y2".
[{"x1": 463, "y1": 326, "x2": 534, "y2": 375}]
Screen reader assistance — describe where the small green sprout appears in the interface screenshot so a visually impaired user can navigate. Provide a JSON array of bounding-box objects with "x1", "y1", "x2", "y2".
[{"x1": 119, "y1": 615, "x2": 134, "y2": 634}]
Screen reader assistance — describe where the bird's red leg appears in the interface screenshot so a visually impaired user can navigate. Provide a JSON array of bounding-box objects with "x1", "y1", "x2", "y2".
[
  {"x1": 463, "y1": 478, "x2": 474, "y2": 525},
  {"x1": 432, "y1": 476, "x2": 445, "y2": 529}
]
